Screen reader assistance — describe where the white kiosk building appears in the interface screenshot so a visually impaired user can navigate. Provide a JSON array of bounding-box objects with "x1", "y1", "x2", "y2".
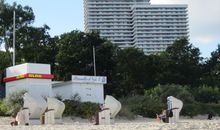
[
  {"x1": 4, "y1": 63, "x2": 54, "y2": 98},
  {"x1": 53, "y1": 75, "x2": 107, "y2": 103}
]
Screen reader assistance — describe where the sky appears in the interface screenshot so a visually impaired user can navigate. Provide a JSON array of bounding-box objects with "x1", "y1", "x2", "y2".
[{"x1": 3, "y1": 0, "x2": 220, "y2": 58}]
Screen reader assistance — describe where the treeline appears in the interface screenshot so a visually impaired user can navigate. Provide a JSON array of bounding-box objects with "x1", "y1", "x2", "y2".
[
  {"x1": 1, "y1": 1, "x2": 220, "y2": 100},
  {"x1": 119, "y1": 84, "x2": 220, "y2": 118}
]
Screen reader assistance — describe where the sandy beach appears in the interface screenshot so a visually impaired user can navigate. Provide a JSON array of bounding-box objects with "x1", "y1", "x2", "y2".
[{"x1": 0, "y1": 116, "x2": 220, "y2": 130}]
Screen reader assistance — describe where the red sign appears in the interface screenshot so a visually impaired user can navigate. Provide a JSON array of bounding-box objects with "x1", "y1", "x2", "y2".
[{"x1": 3, "y1": 73, "x2": 54, "y2": 82}]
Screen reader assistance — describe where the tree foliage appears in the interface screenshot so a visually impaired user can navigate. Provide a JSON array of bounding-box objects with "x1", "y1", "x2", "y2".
[
  {"x1": 159, "y1": 38, "x2": 202, "y2": 86},
  {"x1": 9, "y1": 25, "x2": 56, "y2": 63},
  {"x1": 0, "y1": 51, "x2": 10, "y2": 84},
  {"x1": 0, "y1": 0, "x2": 35, "y2": 51},
  {"x1": 110, "y1": 48, "x2": 146, "y2": 97},
  {"x1": 144, "y1": 54, "x2": 164, "y2": 88},
  {"x1": 55, "y1": 31, "x2": 116, "y2": 81},
  {"x1": 202, "y1": 45, "x2": 220, "y2": 87}
]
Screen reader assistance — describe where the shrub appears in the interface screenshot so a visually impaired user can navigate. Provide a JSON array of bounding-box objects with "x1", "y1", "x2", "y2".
[
  {"x1": 76, "y1": 102, "x2": 99, "y2": 118},
  {"x1": 119, "y1": 84, "x2": 220, "y2": 118},
  {"x1": 145, "y1": 87, "x2": 162, "y2": 100},
  {"x1": 0, "y1": 100, "x2": 8, "y2": 116},
  {"x1": 132, "y1": 95, "x2": 164, "y2": 118},
  {"x1": 181, "y1": 103, "x2": 220, "y2": 117},
  {"x1": 63, "y1": 99, "x2": 80, "y2": 116},
  {"x1": 4, "y1": 90, "x2": 27, "y2": 117},
  {"x1": 119, "y1": 95, "x2": 164, "y2": 118},
  {"x1": 193, "y1": 85, "x2": 220, "y2": 103},
  {"x1": 118, "y1": 107, "x2": 135, "y2": 120},
  {"x1": 145, "y1": 84, "x2": 195, "y2": 104},
  {"x1": 63, "y1": 96, "x2": 99, "y2": 119},
  {"x1": 181, "y1": 103, "x2": 200, "y2": 118},
  {"x1": 196, "y1": 103, "x2": 220, "y2": 116},
  {"x1": 207, "y1": 103, "x2": 220, "y2": 116}
]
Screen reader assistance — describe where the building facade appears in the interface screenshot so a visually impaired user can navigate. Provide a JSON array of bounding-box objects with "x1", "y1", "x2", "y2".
[{"x1": 84, "y1": 0, "x2": 189, "y2": 54}]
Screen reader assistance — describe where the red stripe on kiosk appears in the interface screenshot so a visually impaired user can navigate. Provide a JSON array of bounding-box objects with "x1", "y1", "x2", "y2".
[{"x1": 3, "y1": 73, "x2": 54, "y2": 82}]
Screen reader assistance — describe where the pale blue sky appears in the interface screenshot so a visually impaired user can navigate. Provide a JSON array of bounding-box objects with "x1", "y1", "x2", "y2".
[
  {"x1": 5, "y1": 0, "x2": 220, "y2": 58},
  {"x1": 6, "y1": 0, "x2": 85, "y2": 35}
]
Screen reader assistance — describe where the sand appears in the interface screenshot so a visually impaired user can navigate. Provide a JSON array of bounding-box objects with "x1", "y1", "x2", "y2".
[{"x1": 0, "y1": 116, "x2": 220, "y2": 130}]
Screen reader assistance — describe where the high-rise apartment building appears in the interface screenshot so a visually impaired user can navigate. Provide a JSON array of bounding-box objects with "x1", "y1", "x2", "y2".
[{"x1": 84, "y1": 0, "x2": 188, "y2": 54}]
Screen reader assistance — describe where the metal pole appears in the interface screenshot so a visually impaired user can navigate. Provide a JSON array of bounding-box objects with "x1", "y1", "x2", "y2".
[
  {"x1": 93, "y1": 45, "x2": 96, "y2": 76},
  {"x1": 13, "y1": 11, "x2": 15, "y2": 66}
]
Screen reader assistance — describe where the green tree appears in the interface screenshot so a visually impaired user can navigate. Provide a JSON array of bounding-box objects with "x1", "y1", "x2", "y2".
[
  {"x1": 111, "y1": 48, "x2": 146, "y2": 97},
  {"x1": 55, "y1": 31, "x2": 93, "y2": 80},
  {"x1": 7, "y1": 25, "x2": 57, "y2": 65},
  {"x1": 0, "y1": 0, "x2": 37, "y2": 71},
  {"x1": 0, "y1": 0, "x2": 35, "y2": 52},
  {"x1": 160, "y1": 38, "x2": 202, "y2": 86},
  {"x1": 0, "y1": 50, "x2": 11, "y2": 84},
  {"x1": 143, "y1": 54, "x2": 164, "y2": 88},
  {"x1": 95, "y1": 41, "x2": 119, "y2": 96},
  {"x1": 43, "y1": 36, "x2": 59, "y2": 73},
  {"x1": 203, "y1": 45, "x2": 220, "y2": 87},
  {"x1": 55, "y1": 31, "x2": 116, "y2": 81}
]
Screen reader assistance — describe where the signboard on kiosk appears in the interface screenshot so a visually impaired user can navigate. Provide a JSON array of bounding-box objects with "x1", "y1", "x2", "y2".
[{"x1": 72, "y1": 75, "x2": 107, "y2": 84}]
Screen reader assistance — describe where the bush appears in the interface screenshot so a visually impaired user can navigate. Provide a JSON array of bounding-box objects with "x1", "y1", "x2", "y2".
[
  {"x1": 0, "y1": 100, "x2": 8, "y2": 116},
  {"x1": 145, "y1": 84, "x2": 195, "y2": 104},
  {"x1": 207, "y1": 103, "x2": 220, "y2": 116},
  {"x1": 63, "y1": 98, "x2": 99, "y2": 119},
  {"x1": 181, "y1": 103, "x2": 220, "y2": 117},
  {"x1": 193, "y1": 85, "x2": 220, "y2": 103},
  {"x1": 181, "y1": 103, "x2": 200, "y2": 117},
  {"x1": 132, "y1": 96, "x2": 164, "y2": 118},
  {"x1": 63, "y1": 99, "x2": 80, "y2": 116},
  {"x1": 4, "y1": 90, "x2": 27, "y2": 117},
  {"x1": 145, "y1": 87, "x2": 162, "y2": 100},
  {"x1": 118, "y1": 84, "x2": 220, "y2": 118},
  {"x1": 119, "y1": 95, "x2": 164, "y2": 118},
  {"x1": 118, "y1": 107, "x2": 135, "y2": 120},
  {"x1": 76, "y1": 102, "x2": 99, "y2": 118}
]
